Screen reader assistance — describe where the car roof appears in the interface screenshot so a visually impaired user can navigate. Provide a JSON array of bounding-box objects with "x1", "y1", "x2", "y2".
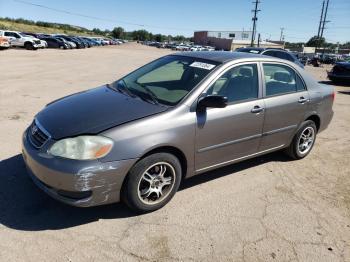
[{"x1": 173, "y1": 51, "x2": 263, "y2": 64}]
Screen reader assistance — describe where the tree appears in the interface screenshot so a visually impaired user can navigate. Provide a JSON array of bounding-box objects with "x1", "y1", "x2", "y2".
[
  {"x1": 340, "y1": 42, "x2": 350, "y2": 49},
  {"x1": 306, "y1": 36, "x2": 325, "y2": 47},
  {"x1": 92, "y1": 28, "x2": 103, "y2": 35},
  {"x1": 131, "y1": 30, "x2": 150, "y2": 41},
  {"x1": 154, "y1": 34, "x2": 164, "y2": 42},
  {"x1": 112, "y1": 27, "x2": 125, "y2": 39}
]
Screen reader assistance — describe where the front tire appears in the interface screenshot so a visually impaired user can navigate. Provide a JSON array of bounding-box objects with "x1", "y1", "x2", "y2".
[
  {"x1": 122, "y1": 153, "x2": 182, "y2": 213},
  {"x1": 24, "y1": 42, "x2": 34, "y2": 50},
  {"x1": 285, "y1": 120, "x2": 317, "y2": 159}
]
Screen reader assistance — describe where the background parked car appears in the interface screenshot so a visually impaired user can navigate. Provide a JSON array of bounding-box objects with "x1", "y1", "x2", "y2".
[
  {"x1": 0, "y1": 36, "x2": 10, "y2": 50},
  {"x1": 190, "y1": 45, "x2": 203, "y2": 51},
  {"x1": 174, "y1": 44, "x2": 190, "y2": 51},
  {"x1": 0, "y1": 30, "x2": 42, "y2": 50},
  {"x1": 327, "y1": 62, "x2": 350, "y2": 83},
  {"x1": 38, "y1": 36, "x2": 68, "y2": 49},
  {"x1": 55, "y1": 35, "x2": 84, "y2": 48},
  {"x1": 236, "y1": 47, "x2": 304, "y2": 68},
  {"x1": 54, "y1": 37, "x2": 75, "y2": 49}
]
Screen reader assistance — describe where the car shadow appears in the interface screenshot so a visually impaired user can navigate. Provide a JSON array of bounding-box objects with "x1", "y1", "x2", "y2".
[
  {"x1": 0, "y1": 152, "x2": 291, "y2": 231},
  {"x1": 338, "y1": 90, "x2": 350, "y2": 95},
  {"x1": 319, "y1": 80, "x2": 350, "y2": 87}
]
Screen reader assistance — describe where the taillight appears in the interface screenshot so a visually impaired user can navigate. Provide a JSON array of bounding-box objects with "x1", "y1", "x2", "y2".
[{"x1": 331, "y1": 91, "x2": 335, "y2": 101}]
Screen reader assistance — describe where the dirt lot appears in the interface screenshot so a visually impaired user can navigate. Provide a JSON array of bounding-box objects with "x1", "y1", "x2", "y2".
[{"x1": 1, "y1": 43, "x2": 350, "y2": 262}]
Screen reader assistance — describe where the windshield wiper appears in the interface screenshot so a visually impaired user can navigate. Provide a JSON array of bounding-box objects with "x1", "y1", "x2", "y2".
[
  {"x1": 137, "y1": 83, "x2": 159, "y2": 105},
  {"x1": 119, "y1": 79, "x2": 137, "y2": 98},
  {"x1": 108, "y1": 80, "x2": 136, "y2": 98}
]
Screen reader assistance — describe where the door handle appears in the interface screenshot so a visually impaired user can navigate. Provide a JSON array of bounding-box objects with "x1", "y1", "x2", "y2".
[
  {"x1": 298, "y1": 97, "x2": 309, "y2": 104},
  {"x1": 251, "y1": 105, "x2": 264, "y2": 113}
]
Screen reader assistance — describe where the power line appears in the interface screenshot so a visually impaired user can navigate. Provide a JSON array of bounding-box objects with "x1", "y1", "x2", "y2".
[
  {"x1": 250, "y1": 0, "x2": 261, "y2": 47},
  {"x1": 12, "y1": 0, "x2": 194, "y2": 32}
]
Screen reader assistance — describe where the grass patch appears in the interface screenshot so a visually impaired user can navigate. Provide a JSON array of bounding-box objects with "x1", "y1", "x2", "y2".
[{"x1": 0, "y1": 19, "x2": 98, "y2": 36}]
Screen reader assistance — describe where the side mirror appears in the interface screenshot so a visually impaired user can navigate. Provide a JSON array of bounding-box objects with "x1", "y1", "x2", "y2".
[{"x1": 198, "y1": 95, "x2": 228, "y2": 109}]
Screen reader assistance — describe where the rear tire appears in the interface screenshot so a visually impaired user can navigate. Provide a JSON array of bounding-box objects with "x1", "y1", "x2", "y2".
[
  {"x1": 122, "y1": 153, "x2": 182, "y2": 213},
  {"x1": 285, "y1": 120, "x2": 317, "y2": 159}
]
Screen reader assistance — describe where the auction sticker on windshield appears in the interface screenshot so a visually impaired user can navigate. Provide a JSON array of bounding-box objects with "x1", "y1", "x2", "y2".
[{"x1": 190, "y1": 62, "x2": 216, "y2": 70}]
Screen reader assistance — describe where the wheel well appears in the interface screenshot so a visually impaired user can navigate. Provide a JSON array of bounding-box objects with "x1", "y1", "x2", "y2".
[
  {"x1": 24, "y1": 41, "x2": 33, "y2": 46},
  {"x1": 142, "y1": 146, "x2": 188, "y2": 179},
  {"x1": 120, "y1": 146, "x2": 188, "y2": 200},
  {"x1": 306, "y1": 115, "x2": 320, "y2": 131}
]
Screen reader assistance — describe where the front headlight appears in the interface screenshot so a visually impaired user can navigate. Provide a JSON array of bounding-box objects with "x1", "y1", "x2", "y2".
[{"x1": 48, "y1": 136, "x2": 114, "y2": 160}]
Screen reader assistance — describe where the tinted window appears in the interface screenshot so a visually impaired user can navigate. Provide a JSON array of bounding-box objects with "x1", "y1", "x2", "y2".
[
  {"x1": 207, "y1": 64, "x2": 259, "y2": 103},
  {"x1": 4, "y1": 32, "x2": 18, "y2": 38},
  {"x1": 284, "y1": 53, "x2": 295, "y2": 62},
  {"x1": 274, "y1": 51, "x2": 290, "y2": 60},
  {"x1": 263, "y1": 50, "x2": 276, "y2": 57},
  {"x1": 296, "y1": 73, "x2": 306, "y2": 91},
  {"x1": 263, "y1": 64, "x2": 306, "y2": 96}
]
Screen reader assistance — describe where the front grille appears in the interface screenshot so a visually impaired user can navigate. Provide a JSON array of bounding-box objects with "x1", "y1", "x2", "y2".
[
  {"x1": 34, "y1": 40, "x2": 41, "y2": 44},
  {"x1": 28, "y1": 121, "x2": 50, "y2": 148}
]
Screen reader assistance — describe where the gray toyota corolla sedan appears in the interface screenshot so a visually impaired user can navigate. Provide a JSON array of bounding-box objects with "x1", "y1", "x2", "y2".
[{"x1": 22, "y1": 52, "x2": 334, "y2": 212}]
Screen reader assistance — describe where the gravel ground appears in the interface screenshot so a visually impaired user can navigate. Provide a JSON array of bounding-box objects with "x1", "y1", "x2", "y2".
[{"x1": 0, "y1": 43, "x2": 349, "y2": 262}]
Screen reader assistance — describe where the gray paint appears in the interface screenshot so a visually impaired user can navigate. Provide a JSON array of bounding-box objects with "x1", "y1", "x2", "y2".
[{"x1": 22, "y1": 52, "x2": 334, "y2": 207}]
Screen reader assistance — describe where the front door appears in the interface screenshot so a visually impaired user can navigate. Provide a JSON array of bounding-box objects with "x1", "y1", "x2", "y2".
[{"x1": 195, "y1": 63, "x2": 265, "y2": 173}]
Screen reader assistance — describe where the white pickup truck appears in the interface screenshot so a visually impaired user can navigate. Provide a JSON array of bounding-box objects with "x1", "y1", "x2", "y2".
[{"x1": 0, "y1": 30, "x2": 43, "y2": 50}]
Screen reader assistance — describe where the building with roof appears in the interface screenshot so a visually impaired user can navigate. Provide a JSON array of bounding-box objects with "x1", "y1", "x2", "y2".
[{"x1": 194, "y1": 30, "x2": 284, "y2": 51}]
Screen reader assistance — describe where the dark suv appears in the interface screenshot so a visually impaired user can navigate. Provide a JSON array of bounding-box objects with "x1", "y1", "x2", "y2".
[{"x1": 236, "y1": 47, "x2": 304, "y2": 68}]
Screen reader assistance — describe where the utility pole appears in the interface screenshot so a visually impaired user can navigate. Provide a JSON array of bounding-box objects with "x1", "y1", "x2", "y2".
[
  {"x1": 320, "y1": 0, "x2": 330, "y2": 39},
  {"x1": 257, "y1": 33, "x2": 261, "y2": 47},
  {"x1": 250, "y1": 0, "x2": 260, "y2": 47},
  {"x1": 317, "y1": 0, "x2": 325, "y2": 38},
  {"x1": 279, "y1": 27, "x2": 284, "y2": 41},
  {"x1": 319, "y1": 0, "x2": 330, "y2": 55}
]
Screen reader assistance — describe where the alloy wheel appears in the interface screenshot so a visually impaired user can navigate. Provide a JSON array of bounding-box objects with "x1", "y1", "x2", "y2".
[
  {"x1": 298, "y1": 126, "x2": 315, "y2": 155},
  {"x1": 137, "y1": 162, "x2": 176, "y2": 205}
]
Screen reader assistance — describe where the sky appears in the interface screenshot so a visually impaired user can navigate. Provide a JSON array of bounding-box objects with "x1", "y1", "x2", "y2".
[{"x1": 0, "y1": 0, "x2": 349, "y2": 43}]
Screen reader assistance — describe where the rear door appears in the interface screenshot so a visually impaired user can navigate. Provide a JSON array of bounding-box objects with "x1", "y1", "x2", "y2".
[
  {"x1": 195, "y1": 63, "x2": 265, "y2": 172},
  {"x1": 4, "y1": 32, "x2": 20, "y2": 46},
  {"x1": 259, "y1": 62, "x2": 309, "y2": 151}
]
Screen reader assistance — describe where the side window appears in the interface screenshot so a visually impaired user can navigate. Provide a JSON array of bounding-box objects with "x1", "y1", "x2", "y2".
[
  {"x1": 285, "y1": 53, "x2": 295, "y2": 62},
  {"x1": 207, "y1": 64, "x2": 259, "y2": 103},
  {"x1": 262, "y1": 50, "x2": 276, "y2": 57},
  {"x1": 263, "y1": 64, "x2": 299, "y2": 96},
  {"x1": 296, "y1": 73, "x2": 306, "y2": 91},
  {"x1": 4, "y1": 32, "x2": 14, "y2": 37},
  {"x1": 273, "y1": 51, "x2": 288, "y2": 60}
]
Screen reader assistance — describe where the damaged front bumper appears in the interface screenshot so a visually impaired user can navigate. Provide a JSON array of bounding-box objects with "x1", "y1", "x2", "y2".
[{"x1": 22, "y1": 130, "x2": 137, "y2": 207}]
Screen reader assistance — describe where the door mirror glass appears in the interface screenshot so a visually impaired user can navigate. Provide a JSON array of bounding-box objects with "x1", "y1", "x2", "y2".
[{"x1": 198, "y1": 95, "x2": 228, "y2": 109}]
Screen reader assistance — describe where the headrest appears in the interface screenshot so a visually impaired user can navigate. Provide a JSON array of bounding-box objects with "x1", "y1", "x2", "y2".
[
  {"x1": 273, "y1": 71, "x2": 292, "y2": 82},
  {"x1": 239, "y1": 67, "x2": 253, "y2": 77}
]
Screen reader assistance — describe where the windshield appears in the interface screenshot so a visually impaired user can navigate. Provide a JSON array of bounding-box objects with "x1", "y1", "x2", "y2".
[{"x1": 113, "y1": 55, "x2": 219, "y2": 106}]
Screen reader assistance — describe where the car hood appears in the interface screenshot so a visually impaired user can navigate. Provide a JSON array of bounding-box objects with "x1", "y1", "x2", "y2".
[
  {"x1": 36, "y1": 85, "x2": 168, "y2": 139},
  {"x1": 25, "y1": 37, "x2": 40, "y2": 41},
  {"x1": 335, "y1": 62, "x2": 350, "y2": 69}
]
